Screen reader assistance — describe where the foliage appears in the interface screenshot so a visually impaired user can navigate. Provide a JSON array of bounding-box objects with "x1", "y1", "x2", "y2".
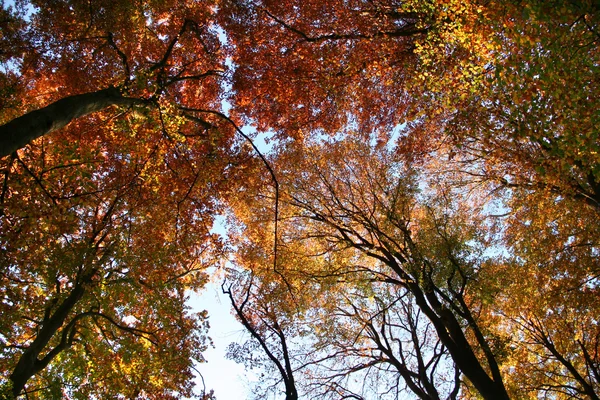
[{"x1": 1, "y1": 0, "x2": 599, "y2": 399}]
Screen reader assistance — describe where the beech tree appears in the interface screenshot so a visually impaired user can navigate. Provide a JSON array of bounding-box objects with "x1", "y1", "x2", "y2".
[
  {"x1": 223, "y1": 272, "x2": 300, "y2": 400},
  {"x1": 0, "y1": 0, "x2": 239, "y2": 397},
  {"x1": 223, "y1": 137, "x2": 505, "y2": 398},
  {"x1": 440, "y1": 0, "x2": 600, "y2": 212},
  {"x1": 0, "y1": 0, "x2": 227, "y2": 156},
  {"x1": 0, "y1": 86, "x2": 235, "y2": 397}
]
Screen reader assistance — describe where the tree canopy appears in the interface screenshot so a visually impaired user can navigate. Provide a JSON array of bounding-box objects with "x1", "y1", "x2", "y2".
[{"x1": 1, "y1": 0, "x2": 599, "y2": 399}]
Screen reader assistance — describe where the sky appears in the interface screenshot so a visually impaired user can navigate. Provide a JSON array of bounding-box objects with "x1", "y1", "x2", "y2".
[{"x1": 188, "y1": 286, "x2": 258, "y2": 399}]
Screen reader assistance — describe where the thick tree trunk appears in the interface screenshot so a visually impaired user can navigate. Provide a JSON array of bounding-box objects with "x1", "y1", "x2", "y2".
[
  {"x1": 0, "y1": 87, "x2": 145, "y2": 157},
  {"x1": 419, "y1": 288, "x2": 510, "y2": 400},
  {"x1": 383, "y1": 255, "x2": 510, "y2": 400}
]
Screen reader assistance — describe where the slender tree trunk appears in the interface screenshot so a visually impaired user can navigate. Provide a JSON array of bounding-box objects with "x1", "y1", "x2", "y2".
[
  {"x1": 0, "y1": 87, "x2": 145, "y2": 157},
  {"x1": 9, "y1": 278, "x2": 88, "y2": 397}
]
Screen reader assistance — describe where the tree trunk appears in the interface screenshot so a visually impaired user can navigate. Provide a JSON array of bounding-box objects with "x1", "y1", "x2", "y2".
[
  {"x1": 410, "y1": 283, "x2": 510, "y2": 400},
  {"x1": 9, "y1": 278, "x2": 88, "y2": 397},
  {"x1": 0, "y1": 87, "x2": 145, "y2": 157}
]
